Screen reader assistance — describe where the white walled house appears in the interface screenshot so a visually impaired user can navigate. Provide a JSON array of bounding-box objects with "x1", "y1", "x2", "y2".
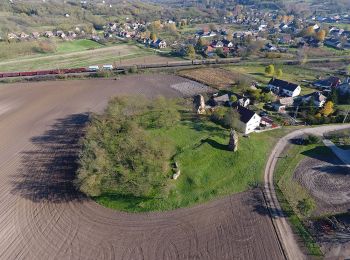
[
  {"x1": 300, "y1": 92, "x2": 327, "y2": 108},
  {"x1": 237, "y1": 106, "x2": 261, "y2": 134},
  {"x1": 268, "y1": 78, "x2": 301, "y2": 97}
]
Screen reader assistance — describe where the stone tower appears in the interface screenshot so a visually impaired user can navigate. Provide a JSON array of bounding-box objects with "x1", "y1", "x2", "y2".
[{"x1": 228, "y1": 129, "x2": 238, "y2": 152}]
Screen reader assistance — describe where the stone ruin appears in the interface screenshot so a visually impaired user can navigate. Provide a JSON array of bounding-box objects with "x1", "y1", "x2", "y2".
[
  {"x1": 228, "y1": 129, "x2": 238, "y2": 152},
  {"x1": 194, "y1": 94, "x2": 206, "y2": 115}
]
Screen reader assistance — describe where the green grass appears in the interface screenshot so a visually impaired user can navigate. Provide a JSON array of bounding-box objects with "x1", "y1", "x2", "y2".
[
  {"x1": 56, "y1": 39, "x2": 103, "y2": 53},
  {"x1": 274, "y1": 143, "x2": 327, "y2": 257},
  {"x1": 0, "y1": 43, "x2": 161, "y2": 72},
  {"x1": 95, "y1": 116, "x2": 294, "y2": 212},
  {"x1": 227, "y1": 64, "x2": 318, "y2": 95},
  {"x1": 338, "y1": 104, "x2": 350, "y2": 111}
]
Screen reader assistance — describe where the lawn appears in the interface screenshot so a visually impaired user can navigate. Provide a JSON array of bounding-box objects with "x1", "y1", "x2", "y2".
[
  {"x1": 227, "y1": 64, "x2": 319, "y2": 95},
  {"x1": 95, "y1": 116, "x2": 293, "y2": 212},
  {"x1": 338, "y1": 104, "x2": 350, "y2": 111}
]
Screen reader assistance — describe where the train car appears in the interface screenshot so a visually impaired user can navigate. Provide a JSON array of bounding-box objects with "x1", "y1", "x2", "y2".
[
  {"x1": 19, "y1": 71, "x2": 37, "y2": 77},
  {"x1": 36, "y1": 70, "x2": 53, "y2": 75},
  {"x1": 2, "y1": 72, "x2": 20, "y2": 78},
  {"x1": 102, "y1": 65, "x2": 113, "y2": 70},
  {"x1": 88, "y1": 65, "x2": 100, "y2": 72}
]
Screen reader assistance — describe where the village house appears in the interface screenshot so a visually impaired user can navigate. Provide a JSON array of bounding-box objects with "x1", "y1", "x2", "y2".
[
  {"x1": 324, "y1": 38, "x2": 343, "y2": 50},
  {"x1": 210, "y1": 94, "x2": 230, "y2": 107},
  {"x1": 238, "y1": 97, "x2": 250, "y2": 107},
  {"x1": 236, "y1": 106, "x2": 261, "y2": 134},
  {"x1": 151, "y1": 39, "x2": 167, "y2": 49},
  {"x1": 267, "y1": 78, "x2": 301, "y2": 97},
  {"x1": 222, "y1": 39, "x2": 234, "y2": 48},
  {"x1": 278, "y1": 34, "x2": 293, "y2": 45},
  {"x1": 211, "y1": 40, "x2": 224, "y2": 48},
  {"x1": 55, "y1": 30, "x2": 66, "y2": 39},
  {"x1": 203, "y1": 45, "x2": 215, "y2": 56},
  {"x1": 7, "y1": 33, "x2": 18, "y2": 40},
  {"x1": 313, "y1": 76, "x2": 341, "y2": 90},
  {"x1": 19, "y1": 32, "x2": 29, "y2": 39},
  {"x1": 264, "y1": 42, "x2": 277, "y2": 52},
  {"x1": 44, "y1": 31, "x2": 54, "y2": 38},
  {"x1": 300, "y1": 92, "x2": 327, "y2": 108},
  {"x1": 67, "y1": 31, "x2": 77, "y2": 39},
  {"x1": 272, "y1": 97, "x2": 294, "y2": 113},
  {"x1": 31, "y1": 32, "x2": 40, "y2": 39},
  {"x1": 260, "y1": 116, "x2": 274, "y2": 128},
  {"x1": 338, "y1": 79, "x2": 350, "y2": 95}
]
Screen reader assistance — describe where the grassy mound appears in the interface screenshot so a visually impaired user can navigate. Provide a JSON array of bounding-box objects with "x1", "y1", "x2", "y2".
[{"x1": 77, "y1": 96, "x2": 290, "y2": 212}]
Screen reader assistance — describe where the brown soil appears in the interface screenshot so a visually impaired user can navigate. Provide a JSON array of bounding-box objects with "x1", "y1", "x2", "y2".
[
  {"x1": 294, "y1": 154, "x2": 350, "y2": 215},
  {"x1": 294, "y1": 148, "x2": 350, "y2": 259},
  {"x1": 178, "y1": 68, "x2": 241, "y2": 89},
  {"x1": 0, "y1": 75, "x2": 283, "y2": 259}
]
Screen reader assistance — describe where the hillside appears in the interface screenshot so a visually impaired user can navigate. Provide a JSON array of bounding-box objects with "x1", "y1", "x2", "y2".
[{"x1": 0, "y1": 0, "x2": 164, "y2": 36}]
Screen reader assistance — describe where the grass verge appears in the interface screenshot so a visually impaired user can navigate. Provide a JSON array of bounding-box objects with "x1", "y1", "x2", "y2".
[{"x1": 274, "y1": 143, "x2": 325, "y2": 257}]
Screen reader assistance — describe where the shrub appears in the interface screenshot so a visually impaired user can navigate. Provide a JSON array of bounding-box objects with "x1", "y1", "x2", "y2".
[
  {"x1": 128, "y1": 65, "x2": 138, "y2": 74},
  {"x1": 297, "y1": 198, "x2": 316, "y2": 216},
  {"x1": 303, "y1": 134, "x2": 321, "y2": 145},
  {"x1": 33, "y1": 40, "x2": 57, "y2": 54},
  {"x1": 265, "y1": 64, "x2": 275, "y2": 76}
]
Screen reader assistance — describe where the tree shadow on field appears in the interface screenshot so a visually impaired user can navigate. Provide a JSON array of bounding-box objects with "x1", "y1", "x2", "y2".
[
  {"x1": 245, "y1": 189, "x2": 284, "y2": 218},
  {"x1": 11, "y1": 114, "x2": 89, "y2": 203}
]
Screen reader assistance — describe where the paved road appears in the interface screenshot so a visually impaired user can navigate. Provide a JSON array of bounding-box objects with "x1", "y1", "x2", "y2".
[
  {"x1": 264, "y1": 124, "x2": 350, "y2": 260},
  {"x1": 0, "y1": 76, "x2": 284, "y2": 260}
]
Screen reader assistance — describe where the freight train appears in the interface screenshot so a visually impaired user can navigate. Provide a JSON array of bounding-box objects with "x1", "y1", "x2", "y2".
[
  {"x1": 0, "y1": 67, "x2": 88, "y2": 78},
  {"x1": 0, "y1": 58, "x2": 241, "y2": 79}
]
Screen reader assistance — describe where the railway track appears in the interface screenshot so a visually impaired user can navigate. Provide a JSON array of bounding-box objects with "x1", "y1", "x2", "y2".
[{"x1": 1, "y1": 54, "x2": 349, "y2": 80}]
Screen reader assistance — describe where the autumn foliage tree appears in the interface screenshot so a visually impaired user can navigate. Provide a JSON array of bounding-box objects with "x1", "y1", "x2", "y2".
[
  {"x1": 315, "y1": 30, "x2": 326, "y2": 42},
  {"x1": 320, "y1": 101, "x2": 334, "y2": 117},
  {"x1": 304, "y1": 26, "x2": 315, "y2": 37},
  {"x1": 150, "y1": 32, "x2": 157, "y2": 41}
]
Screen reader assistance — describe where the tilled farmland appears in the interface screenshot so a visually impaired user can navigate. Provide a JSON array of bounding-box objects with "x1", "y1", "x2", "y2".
[{"x1": 0, "y1": 75, "x2": 284, "y2": 259}]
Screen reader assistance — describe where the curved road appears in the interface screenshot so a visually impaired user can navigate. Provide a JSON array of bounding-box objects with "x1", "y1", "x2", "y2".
[
  {"x1": 264, "y1": 124, "x2": 350, "y2": 260},
  {"x1": 0, "y1": 76, "x2": 284, "y2": 260}
]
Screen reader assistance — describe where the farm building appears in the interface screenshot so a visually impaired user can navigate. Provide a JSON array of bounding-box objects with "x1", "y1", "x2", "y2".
[
  {"x1": 272, "y1": 97, "x2": 294, "y2": 113},
  {"x1": 267, "y1": 78, "x2": 301, "y2": 97}
]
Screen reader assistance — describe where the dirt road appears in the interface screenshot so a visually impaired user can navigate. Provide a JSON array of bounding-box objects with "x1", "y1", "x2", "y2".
[
  {"x1": 0, "y1": 76, "x2": 284, "y2": 259},
  {"x1": 264, "y1": 124, "x2": 350, "y2": 260}
]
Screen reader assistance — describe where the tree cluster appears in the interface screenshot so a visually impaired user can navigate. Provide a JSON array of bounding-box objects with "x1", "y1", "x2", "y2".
[{"x1": 76, "y1": 96, "x2": 181, "y2": 198}]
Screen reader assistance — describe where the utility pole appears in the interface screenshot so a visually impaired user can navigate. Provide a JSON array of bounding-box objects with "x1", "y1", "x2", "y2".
[
  {"x1": 343, "y1": 109, "x2": 349, "y2": 124},
  {"x1": 293, "y1": 105, "x2": 299, "y2": 125}
]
